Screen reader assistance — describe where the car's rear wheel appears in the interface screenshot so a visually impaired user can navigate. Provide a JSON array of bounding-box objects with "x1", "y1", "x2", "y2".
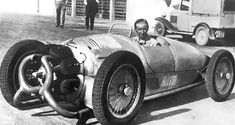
[
  {"x1": 0, "y1": 40, "x2": 44, "y2": 108},
  {"x1": 154, "y1": 21, "x2": 166, "y2": 36},
  {"x1": 195, "y1": 26, "x2": 209, "y2": 46},
  {"x1": 205, "y1": 49, "x2": 235, "y2": 102},
  {"x1": 92, "y1": 51, "x2": 145, "y2": 125}
]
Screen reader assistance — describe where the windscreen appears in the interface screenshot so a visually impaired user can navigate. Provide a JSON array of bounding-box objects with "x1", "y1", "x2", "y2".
[
  {"x1": 108, "y1": 24, "x2": 133, "y2": 37},
  {"x1": 224, "y1": 0, "x2": 235, "y2": 11}
]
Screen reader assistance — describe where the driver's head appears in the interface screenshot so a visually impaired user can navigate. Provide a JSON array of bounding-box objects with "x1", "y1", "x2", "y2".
[{"x1": 134, "y1": 19, "x2": 149, "y2": 40}]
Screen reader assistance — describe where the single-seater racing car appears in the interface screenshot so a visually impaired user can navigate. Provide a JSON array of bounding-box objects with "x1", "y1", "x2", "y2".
[{"x1": 0, "y1": 24, "x2": 234, "y2": 125}]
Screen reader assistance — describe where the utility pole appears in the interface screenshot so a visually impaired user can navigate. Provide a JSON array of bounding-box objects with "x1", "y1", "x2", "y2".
[
  {"x1": 109, "y1": 0, "x2": 115, "y2": 20},
  {"x1": 37, "y1": 0, "x2": 40, "y2": 13},
  {"x1": 71, "y1": 0, "x2": 77, "y2": 17}
]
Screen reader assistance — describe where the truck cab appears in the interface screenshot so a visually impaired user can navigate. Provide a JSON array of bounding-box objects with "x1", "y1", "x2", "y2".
[{"x1": 155, "y1": 0, "x2": 235, "y2": 45}]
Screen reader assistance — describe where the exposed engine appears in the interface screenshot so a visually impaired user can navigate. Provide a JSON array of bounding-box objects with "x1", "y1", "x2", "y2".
[
  {"x1": 43, "y1": 44, "x2": 85, "y2": 112},
  {"x1": 15, "y1": 44, "x2": 86, "y2": 117}
]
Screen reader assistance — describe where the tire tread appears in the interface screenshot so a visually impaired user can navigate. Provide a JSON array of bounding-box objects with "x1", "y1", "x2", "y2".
[
  {"x1": 205, "y1": 49, "x2": 235, "y2": 102},
  {"x1": 0, "y1": 40, "x2": 43, "y2": 107}
]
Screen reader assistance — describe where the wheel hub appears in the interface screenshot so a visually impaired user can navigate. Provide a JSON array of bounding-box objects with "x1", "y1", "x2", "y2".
[
  {"x1": 220, "y1": 72, "x2": 224, "y2": 78},
  {"x1": 119, "y1": 85, "x2": 133, "y2": 96},
  {"x1": 219, "y1": 72, "x2": 231, "y2": 80},
  {"x1": 124, "y1": 87, "x2": 132, "y2": 96},
  {"x1": 157, "y1": 28, "x2": 163, "y2": 32},
  {"x1": 226, "y1": 73, "x2": 231, "y2": 80}
]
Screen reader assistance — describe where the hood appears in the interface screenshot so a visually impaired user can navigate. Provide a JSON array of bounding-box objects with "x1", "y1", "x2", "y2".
[
  {"x1": 62, "y1": 34, "x2": 153, "y2": 74},
  {"x1": 65, "y1": 34, "x2": 141, "y2": 58}
]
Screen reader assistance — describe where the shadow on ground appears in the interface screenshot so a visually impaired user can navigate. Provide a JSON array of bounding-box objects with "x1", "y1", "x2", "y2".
[
  {"x1": 31, "y1": 110, "x2": 59, "y2": 117},
  {"x1": 130, "y1": 85, "x2": 209, "y2": 124}
]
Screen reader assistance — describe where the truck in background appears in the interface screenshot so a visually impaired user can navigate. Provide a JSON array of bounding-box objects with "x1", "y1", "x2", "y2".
[{"x1": 155, "y1": 0, "x2": 235, "y2": 45}]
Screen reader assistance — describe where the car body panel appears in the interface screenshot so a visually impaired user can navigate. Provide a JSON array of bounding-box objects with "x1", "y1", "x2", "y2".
[
  {"x1": 67, "y1": 34, "x2": 154, "y2": 74},
  {"x1": 192, "y1": 0, "x2": 221, "y2": 16},
  {"x1": 142, "y1": 46, "x2": 175, "y2": 72},
  {"x1": 165, "y1": 37, "x2": 209, "y2": 71},
  {"x1": 62, "y1": 33, "x2": 209, "y2": 108}
]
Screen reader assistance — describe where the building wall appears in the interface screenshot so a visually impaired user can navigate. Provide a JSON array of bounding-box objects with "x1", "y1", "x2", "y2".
[
  {"x1": 0, "y1": 0, "x2": 38, "y2": 14},
  {"x1": 70, "y1": 0, "x2": 126, "y2": 20},
  {"x1": 1, "y1": 0, "x2": 169, "y2": 31},
  {"x1": 38, "y1": 0, "x2": 55, "y2": 15},
  {"x1": 0, "y1": 0, "x2": 55, "y2": 15},
  {"x1": 126, "y1": 0, "x2": 168, "y2": 33}
]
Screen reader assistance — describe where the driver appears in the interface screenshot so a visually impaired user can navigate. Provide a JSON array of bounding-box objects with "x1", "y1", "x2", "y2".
[{"x1": 133, "y1": 18, "x2": 168, "y2": 46}]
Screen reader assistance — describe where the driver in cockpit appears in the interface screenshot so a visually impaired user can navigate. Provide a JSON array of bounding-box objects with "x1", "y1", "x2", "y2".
[{"x1": 133, "y1": 18, "x2": 169, "y2": 46}]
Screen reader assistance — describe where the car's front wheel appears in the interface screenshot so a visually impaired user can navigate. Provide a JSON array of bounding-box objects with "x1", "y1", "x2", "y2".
[
  {"x1": 205, "y1": 49, "x2": 235, "y2": 102},
  {"x1": 92, "y1": 51, "x2": 145, "y2": 125},
  {"x1": 0, "y1": 40, "x2": 45, "y2": 108}
]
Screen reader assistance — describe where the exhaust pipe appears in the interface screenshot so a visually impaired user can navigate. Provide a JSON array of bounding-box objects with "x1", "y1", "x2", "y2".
[
  {"x1": 39, "y1": 55, "x2": 82, "y2": 118},
  {"x1": 14, "y1": 54, "x2": 42, "y2": 106}
]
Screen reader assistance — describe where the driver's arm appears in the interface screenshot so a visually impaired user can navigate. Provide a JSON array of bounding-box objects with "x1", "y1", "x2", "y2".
[
  {"x1": 149, "y1": 39, "x2": 161, "y2": 46},
  {"x1": 150, "y1": 36, "x2": 169, "y2": 46}
]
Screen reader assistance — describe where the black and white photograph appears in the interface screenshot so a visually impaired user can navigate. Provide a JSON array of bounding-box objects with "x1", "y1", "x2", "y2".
[{"x1": 0, "y1": 0, "x2": 235, "y2": 125}]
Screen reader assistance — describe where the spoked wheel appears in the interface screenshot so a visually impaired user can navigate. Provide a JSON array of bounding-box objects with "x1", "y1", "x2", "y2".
[
  {"x1": 154, "y1": 21, "x2": 166, "y2": 36},
  {"x1": 206, "y1": 49, "x2": 235, "y2": 102},
  {"x1": 93, "y1": 51, "x2": 145, "y2": 125},
  {"x1": 108, "y1": 64, "x2": 140, "y2": 118},
  {"x1": 20, "y1": 56, "x2": 44, "y2": 87},
  {"x1": 195, "y1": 26, "x2": 209, "y2": 46},
  {"x1": 0, "y1": 40, "x2": 44, "y2": 108}
]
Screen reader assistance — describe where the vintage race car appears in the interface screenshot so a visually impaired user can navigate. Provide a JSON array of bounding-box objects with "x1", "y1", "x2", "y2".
[{"x1": 0, "y1": 24, "x2": 234, "y2": 125}]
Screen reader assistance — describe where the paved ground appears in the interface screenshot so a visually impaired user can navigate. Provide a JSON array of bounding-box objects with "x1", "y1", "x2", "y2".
[{"x1": 0, "y1": 12, "x2": 235, "y2": 125}]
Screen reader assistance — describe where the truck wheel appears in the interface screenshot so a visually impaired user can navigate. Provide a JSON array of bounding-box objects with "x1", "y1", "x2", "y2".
[
  {"x1": 205, "y1": 50, "x2": 235, "y2": 102},
  {"x1": 195, "y1": 26, "x2": 209, "y2": 46},
  {"x1": 154, "y1": 21, "x2": 166, "y2": 36},
  {"x1": 92, "y1": 51, "x2": 145, "y2": 125},
  {"x1": 0, "y1": 40, "x2": 44, "y2": 107}
]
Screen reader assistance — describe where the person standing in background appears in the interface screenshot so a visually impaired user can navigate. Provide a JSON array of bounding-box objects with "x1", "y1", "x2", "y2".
[
  {"x1": 55, "y1": 0, "x2": 68, "y2": 28},
  {"x1": 84, "y1": 0, "x2": 99, "y2": 30}
]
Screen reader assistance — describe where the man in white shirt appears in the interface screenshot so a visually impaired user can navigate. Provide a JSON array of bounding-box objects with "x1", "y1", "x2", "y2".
[{"x1": 133, "y1": 18, "x2": 169, "y2": 46}]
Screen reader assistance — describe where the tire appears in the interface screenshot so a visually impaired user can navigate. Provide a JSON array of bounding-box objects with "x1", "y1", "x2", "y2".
[
  {"x1": 205, "y1": 49, "x2": 235, "y2": 102},
  {"x1": 154, "y1": 21, "x2": 166, "y2": 36},
  {"x1": 92, "y1": 51, "x2": 145, "y2": 125},
  {"x1": 195, "y1": 26, "x2": 209, "y2": 46},
  {"x1": 0, "y1": 40, "x2": 44, "y2": 107}
]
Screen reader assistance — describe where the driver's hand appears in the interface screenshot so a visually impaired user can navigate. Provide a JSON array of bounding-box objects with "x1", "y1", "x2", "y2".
[{"x1": 150, "y1": 41, "x2": 161, "y2": 46}]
